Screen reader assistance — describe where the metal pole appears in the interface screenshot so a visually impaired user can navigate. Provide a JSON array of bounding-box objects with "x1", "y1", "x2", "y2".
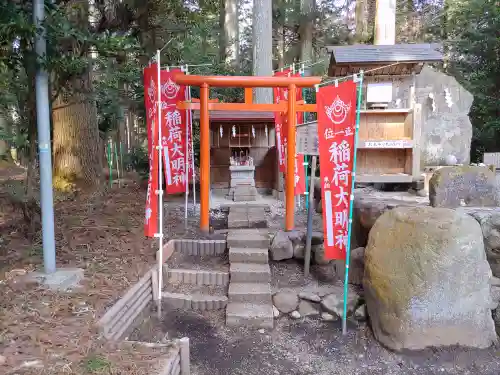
[
  {"x1": 34, "y1": 0, "x2": 56, "y2": 274},
  {"x1": 304, "y1": 155, "x2": 317, "y2": 277},
  {"x1": 156, "y1": 50, "x2": 164, "y2": 318},
  {"x1": 342, "y1": 71, "x2": 364, "y2": 335}
]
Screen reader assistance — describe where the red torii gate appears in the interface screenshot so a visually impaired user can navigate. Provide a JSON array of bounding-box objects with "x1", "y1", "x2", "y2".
[{"x1": 174, "y1": 74, "x2": 322, "y2": 233}]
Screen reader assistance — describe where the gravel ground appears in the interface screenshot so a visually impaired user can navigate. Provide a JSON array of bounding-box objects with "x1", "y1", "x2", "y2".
[
  {"x1": 168, "y1": 250, "x2": 229, "y2": 271},
  {"x1": 131, "y1": 306, "x2": 500, "y2": 375}
]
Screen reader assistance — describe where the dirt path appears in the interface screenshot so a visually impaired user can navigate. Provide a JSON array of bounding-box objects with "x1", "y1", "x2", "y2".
[{"x1": 133, "y1": 307, "x2": 500, "y2": 375}]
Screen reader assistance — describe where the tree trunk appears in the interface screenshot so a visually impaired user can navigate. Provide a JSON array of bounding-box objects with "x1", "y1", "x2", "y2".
[
  {"x1": 52, "y1": 0, "x2": 101, "y2": 189},
  {"x1": 374, "y1": 0, "x2": 396, "y2": 45},
  {"x1": 253, "y1": 0, "x2": 273, "y2": 103},
  {"x1": 224, "y1": 0, "x2": 240, "y2": 68},
  {"x1": 219, "y1": 0, "x2": 226, "y2": 62},
  {"x1": 52, "y1": 78, "x2": 101, "y2": 187},
  {"x1": 299, "y1": 0, "x2": 315, "y2": 73},
  {"x1": 355, "y1": 0, "x2": 369, "y2": 42}
]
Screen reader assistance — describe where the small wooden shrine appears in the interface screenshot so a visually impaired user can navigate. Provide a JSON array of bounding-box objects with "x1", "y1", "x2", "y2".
[
  {"x1": 193, "y1": 110, "x2": 278, "y2": 200},
  {"x1": 326, "y1": 43, "x2": 443, "y2": 184}
]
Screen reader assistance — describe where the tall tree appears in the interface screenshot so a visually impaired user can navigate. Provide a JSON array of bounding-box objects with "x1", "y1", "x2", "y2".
[
  {"x1": 299, "y1": 0, "x2": 315, "y2": 74},
  {"x1": 220, "y1": 0, "x2": 240, "y2": 68},
  {"x1": 374, "y1": 0, "x2": 396, "y2": 44},
  {"x1": 253, "y1": 0, "x2": 273, "y2": 103},
  {"x1": 52, "y1": 0, "x2": 101, "y2": 188}
]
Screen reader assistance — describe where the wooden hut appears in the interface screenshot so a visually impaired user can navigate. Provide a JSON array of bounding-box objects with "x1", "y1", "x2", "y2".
[{"x1": 325, "y1": 43, "x2": 443, "y2": 184}]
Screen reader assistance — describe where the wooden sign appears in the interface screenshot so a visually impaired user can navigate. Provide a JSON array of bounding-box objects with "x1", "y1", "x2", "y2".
[
  {"x1": 361, "y1": 140, "x2": 413, "y2": 149},
  {"x1": 296, "y1": 122, "x2": 319, "y2": 156}
]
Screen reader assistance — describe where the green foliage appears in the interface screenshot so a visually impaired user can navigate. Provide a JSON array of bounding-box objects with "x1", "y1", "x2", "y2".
[{"x1": 445, "y1": 0, "x2": 500, "y2": 158}]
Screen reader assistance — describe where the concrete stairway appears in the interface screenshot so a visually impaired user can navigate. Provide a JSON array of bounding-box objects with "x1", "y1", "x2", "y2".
[{"x1": 226, "y1": 229, "x2": 273, "y2": 329}]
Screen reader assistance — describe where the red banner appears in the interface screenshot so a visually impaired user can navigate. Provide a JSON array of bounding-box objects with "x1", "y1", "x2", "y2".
[
  {"x1": 317, "y1": 81, "x2": 357, "y2": 260},
  {"x1": 160, "y1": 69, "x2": 190, "y2": 194},
  {"x1": 144, "y1": 64, "x2": 160, "y2": 237}
]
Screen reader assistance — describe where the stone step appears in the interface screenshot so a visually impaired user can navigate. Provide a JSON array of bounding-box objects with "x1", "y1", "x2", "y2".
[
  {"x1": 229, "y1": 247, "x2": 268, "y2": 264},
  {"x1": 166, "y1": 267, "x2": 230, "y2": 286},
  {"x1": 226, "y1": 302, "x2": 273, "y2": 329},
  {"x1": 228, "y1": 282, "x2": 272, "y2": 304},
  {"x1": 227, "y1": 230, "x2": 270, "y2": 248},
  {"x1": 233, "y1": 195, "x2": 257, "y2": 202},
  {"x1": 230, "y1": 263, "x2": 271, "y2": 283},
  {"x1": 162, "y1": 292, "x2": 228, "y2": 310}
]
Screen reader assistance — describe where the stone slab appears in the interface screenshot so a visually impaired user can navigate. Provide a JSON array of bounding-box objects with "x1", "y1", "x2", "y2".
[
  {"x1": 227, "y1": 230, "x2": 270, "y2": 248},
  {"x1": 226, "y1": 302, "x2": 273, "y2": 328},
  {"x1": 27, "y1": 268, "x2": 84, "y2": 292},
  {"x1": 228, "y1": 282, "x2": 272, "y2": 303},
  {"x1": 229, "y1": 247, "x2": 269, "y2": 264},
  {"x1": 230, "y1": 262, "x2": 271, "y2": 283}
]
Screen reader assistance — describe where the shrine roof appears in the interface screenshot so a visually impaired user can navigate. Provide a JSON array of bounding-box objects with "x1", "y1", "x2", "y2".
[
  {"x1": 192, "y1": 110, "x2": 275, "y2": 122},
  {"x1": 326, "y1": 43, "x2": 443, "y2": 77}
]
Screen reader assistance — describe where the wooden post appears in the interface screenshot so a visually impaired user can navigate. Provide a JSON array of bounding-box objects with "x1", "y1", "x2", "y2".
[
  {"x1": 200, "y1": 83, "x2": 210, "y2": 232},
  {"x1": 180, "y1": 337, "x2": 190, "y2": 375},
  {"x1": 304, "y1": 155, "x2": 317, "y2": 277},
  {"x1": 244, "y1": 88, "x2": 253, "y2": 104},
  {"x1": 286, "y1": 84, "x2": 296, "y2": 231}
]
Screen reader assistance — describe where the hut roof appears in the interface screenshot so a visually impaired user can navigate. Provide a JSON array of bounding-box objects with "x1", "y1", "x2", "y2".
[{"x1": 326, "y1": 43, "x2": 443, "y2": 77}]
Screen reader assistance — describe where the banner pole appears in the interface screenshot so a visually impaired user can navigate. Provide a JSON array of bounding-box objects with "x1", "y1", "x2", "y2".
[
  {"x1": 186, "y1": 70, "x2": 196, "y2": 210},
  {"x1": 107, "y1": 138, "x2": 113, "y2": 187},
  {"x1": 342, "y1": 71, "x2": 364, "y2": 335},
  {"x1": 184, "y1": 65, "x2": 189, "y2": 226},
  {"x1": 156, "y1": 50, "x2": 164, "y2": 319},
  {"x1": 301, "y1": 63, "x2": 309, "y2": 211}
]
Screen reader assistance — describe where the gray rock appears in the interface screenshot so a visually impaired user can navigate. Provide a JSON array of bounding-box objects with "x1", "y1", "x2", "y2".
[
  {"x1": 298, "y1": 291, "x2": 321, "y2": 303},
  {"x1": 273, "y1": 291, "x2": 299, "y2": 313},
  {"x1": 477, "y1": 212, "x2": 500, "y2": 278},
  {"x1": 491, "y1": 285, "x2": 500, "y2": 308},
  {"x1": 273, "y1": 305, "x2": 280, "y2": 318},
  {"x1": 298, "y1": 300, "x2": 320, "y2": 317},
  {"x1": 492, "y1": 276, "x2": 500, "y2": 287},
  {"x1": 494, "y1": 309, "x2": 500, "y2": 336},
  {"x1": 416, "y1": 189, "x2": 427, "y2": 197},
  {"x1": 429, "y1": 166, "x2": 499, "y2": 208},
  {"x1": 333, "y1": 248, "x2": 365, "y2": 286},
  {"x1": 270, "y1": 230, "x2": 294, "y2": 261},
  {"x1": 321, "y1": 312, "x2": 338, "y2": 321},
  {"x1": 321, "y1": 285, "x2": 360, "y2": 318},
  {"x1": 311, "y1": 231, "x2": 324, "y2": 245},
  {"x1": 290, "y1": 310, "x2": 301, "y2": 319},
  {"x1": 312, "y1": 244, "x2": 331, "y2": 265},
  {"x1": 287, "y1": 230, "x2": 305, "y2": 245},
  {"x1": 293, "y1": 243, "x2": 305, "y2": 259},
  {"x1": 445, "y1": 154, "x2": 458, "y2": 166},
  {"x1": 349, "y1": 247, "x2": 365, "y2": 286},
  {"x1": 364, "y1": 206, "x2": 497, "y2": 351},
  {"x1": 354, "y1": 304, "x2": 367, "y2": 321}
]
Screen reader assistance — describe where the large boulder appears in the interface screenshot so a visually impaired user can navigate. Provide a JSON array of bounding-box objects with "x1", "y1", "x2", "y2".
[
  {"x1": 364, "y1": 206, "x2": 497, "y2": 351},
  {"x1": 429, "y1": 166, "x2": 499, "y2": 208}
]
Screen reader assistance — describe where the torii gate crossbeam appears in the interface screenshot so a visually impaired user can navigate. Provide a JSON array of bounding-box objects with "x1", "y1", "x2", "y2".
[{"x1": 174, "y1": 74, "x2": 322, "y2": 233}]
